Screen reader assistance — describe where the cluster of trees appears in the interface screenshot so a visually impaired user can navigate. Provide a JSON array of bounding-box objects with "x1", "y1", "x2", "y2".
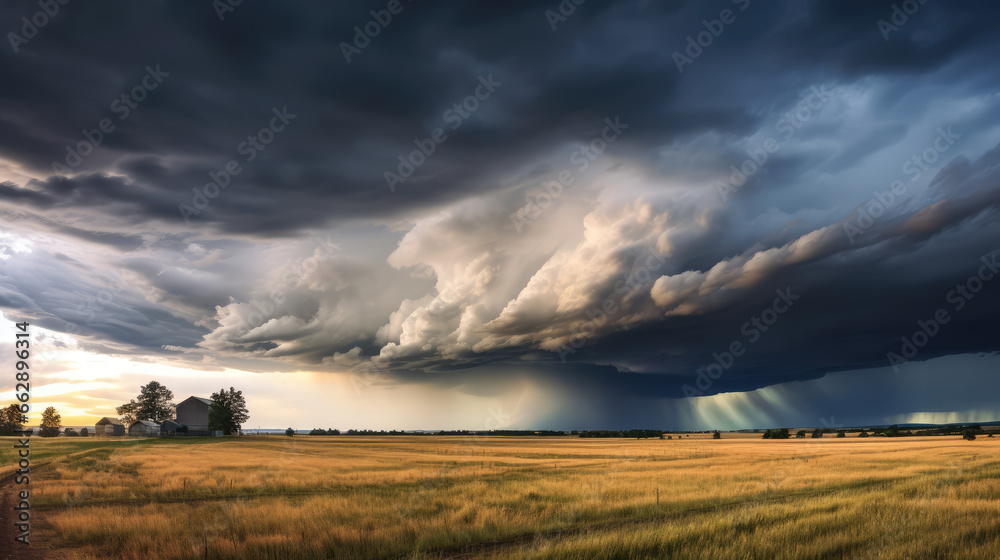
[
  {"x1": 3, "y1": 404, "x2": 71, "y2": 437},
  {"x1": 116, "y1": 381, "x2": 249, "y2": 435},
  {"x1": 0, "y1": 404, "x2": 26, "y2": 435},
  {"x1": 209, "y1": 387, "x2": 250, "y2": 436},
  {"x1": 1, "y1": 406, "x2": 64, "y2": 438},
  {"x1": 762, "y1": 428, "x2": 790, "y2": 439},
  {"x1": 308, "y1": 428, "x2": 341, "y2": 435},
  {"x1": 870, "y1": 425, "x2": 914, "y2": 437},
  {"x1": 959, "y1": 426, "x2": 993, "y2": 440}
]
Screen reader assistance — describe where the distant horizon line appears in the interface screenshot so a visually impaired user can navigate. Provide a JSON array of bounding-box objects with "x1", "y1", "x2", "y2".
[{"x1": 30, "y1": 420, "x2": 1000, "y2": 433}]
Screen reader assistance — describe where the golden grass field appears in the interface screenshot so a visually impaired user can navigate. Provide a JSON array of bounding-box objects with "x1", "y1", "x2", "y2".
[{"x1": 2, "y1": 433, "x2": 999, "y2": 559}]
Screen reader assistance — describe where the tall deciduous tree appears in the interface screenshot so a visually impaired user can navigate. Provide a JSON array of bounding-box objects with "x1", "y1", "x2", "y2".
[
  {"x1": 40, "y1": 406, "x2": 61, "y2": 437},
  {"x1": 116, "y1": 400, "x2": 139, "y2": 426},
  {"x1": 118, "y1": 381, "x2": 175, "y2": 423},
  {"x1": 209, "y1": 387, "x2": 250, "y2": 435}
]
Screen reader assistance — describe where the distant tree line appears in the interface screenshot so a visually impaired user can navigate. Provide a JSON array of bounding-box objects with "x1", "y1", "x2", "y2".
[
  {"x1": 913, "y1": 425, "x2": 984, "y2": 437},
  {"x1": 760, "y1": 424, "x2": 989, "y2": 440},
  {"x1": 297, "y1": 429, "x2": 673, "y2": 438},
  {"x1": 308, "y1": 428, "x2": 341, "y2": 435},
  {"x1": 578, "y1": 429, "x2": 663, "y2": 439},
  {"x1": 440, "y1": 429, "x2": 568, "y2": 436},
  {"x1": 301, "y1": 429, "x2": 572, "y2": 436}
]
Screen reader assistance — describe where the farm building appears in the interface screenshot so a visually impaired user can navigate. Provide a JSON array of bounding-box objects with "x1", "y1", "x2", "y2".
[
  {"x1": 161, "y1": 419, "x2": 187, "y2": 436},
  {"x1": 128, "y1": 420, "x2": 161, "y2": 437},
  {"x1": 176, "y1": 396, "x2": 213, "y2": 432},
  {"x1": 95, "y1": 417, "x2": 126, "y2": 436}
]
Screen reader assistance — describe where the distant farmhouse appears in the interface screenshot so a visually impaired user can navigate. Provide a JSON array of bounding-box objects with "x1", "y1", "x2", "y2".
[
  {"x1": 95, "y1": 417, "x2": 126, "y2": 436},
  {"x1": 128, "y1": 420, "x2": 161, "y2": 437}
]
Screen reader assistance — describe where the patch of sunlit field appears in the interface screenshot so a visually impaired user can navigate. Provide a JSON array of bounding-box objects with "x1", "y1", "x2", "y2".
[{"x1": 5, "y1": 433, "x2": 1000, "y2": 559}]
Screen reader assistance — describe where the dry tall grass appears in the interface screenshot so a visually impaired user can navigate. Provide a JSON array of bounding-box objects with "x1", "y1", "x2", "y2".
[{"x1": 7, "y1": 434, "x2": 999, "y2": 559}]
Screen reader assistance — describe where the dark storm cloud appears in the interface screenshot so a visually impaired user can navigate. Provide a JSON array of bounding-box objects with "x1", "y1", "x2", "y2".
[
  {"x1": 2, "y1": 0, "x2": 1000, "y2": 413},
  {"x1": 786, "y1": 0, "x2": 1000, "y2": 77},
  {"x1": 0, "y1": 0, "x2": 838, "y2": 232}
]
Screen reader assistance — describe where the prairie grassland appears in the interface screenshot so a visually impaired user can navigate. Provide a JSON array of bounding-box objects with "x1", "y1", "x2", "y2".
[{"x1": 5, "y1": 434, "x2": 1000, "y2": 559}]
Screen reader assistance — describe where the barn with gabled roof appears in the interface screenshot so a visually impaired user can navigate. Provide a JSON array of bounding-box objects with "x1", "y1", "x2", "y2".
[
  {"x1": 128, "y1": 420, "x2": 161, "y2": 437},
  {"x1": 176, "y1": 396, "x2": 214, "y2": 433},
  {"x1": 95, "y1": 417, "x2": 125, "y2": 436}
]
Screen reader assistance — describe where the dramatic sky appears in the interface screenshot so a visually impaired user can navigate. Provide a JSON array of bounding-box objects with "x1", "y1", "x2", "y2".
[{"x1": 2, "y1": 0, "x2": 999, "y2": 431}]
